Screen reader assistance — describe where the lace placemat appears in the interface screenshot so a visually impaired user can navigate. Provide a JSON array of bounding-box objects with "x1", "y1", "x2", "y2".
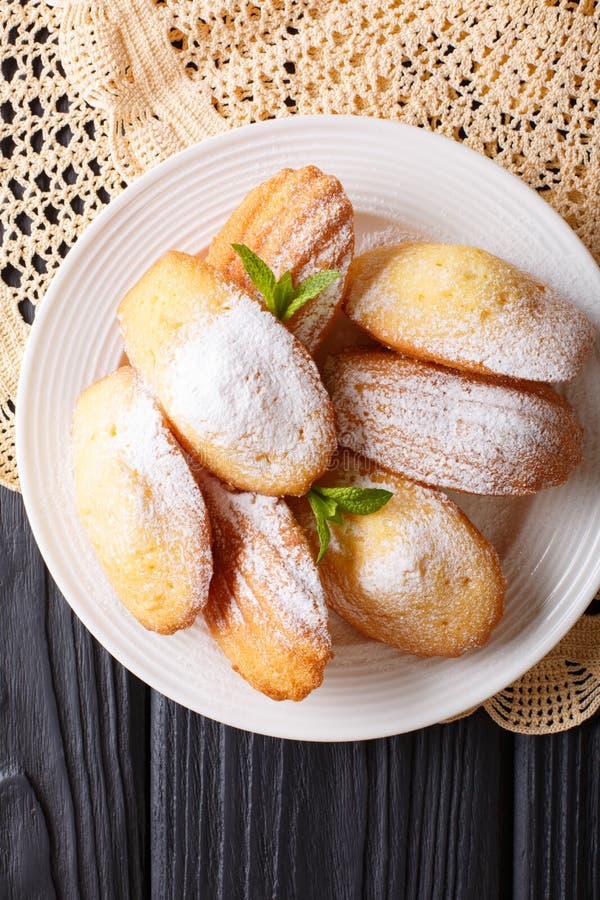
[{"x1": 2, "y1": 0, "x2": 598, "y2": 733}]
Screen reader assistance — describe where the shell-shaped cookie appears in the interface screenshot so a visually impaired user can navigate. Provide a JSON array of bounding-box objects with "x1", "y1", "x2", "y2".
[
  {"x1": 206, "y1": 166, "x2": 354, "y2": 353},
  {"x1": 72, "y1": 367, "x2": 213, "y2": 634},
  {"x1": 291, "y1": 456, "x2": 505, "y2": 657},
  {"x1": 325, "y1": 350, "x2": 583, "y2": 496},
  {"x1": 197, "y1": 470, "x2": 332, "y2": 701},
  {"x1": 118, "y1": 252, "x2": 336, "y2": 496},
  {"x1": 344, "y1": 243, "x2": 596, "y2": 381}
]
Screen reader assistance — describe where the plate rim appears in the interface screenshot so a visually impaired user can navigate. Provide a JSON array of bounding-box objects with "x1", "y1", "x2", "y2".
[{"x1": 16, "y1": 114, "x2": 600, "y2": 740}]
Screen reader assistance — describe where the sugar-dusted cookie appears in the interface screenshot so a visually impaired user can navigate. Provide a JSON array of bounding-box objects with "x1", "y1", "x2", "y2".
[
  {"x1": 118, "y1": 252, "x2": 336, "y2": 496},
  {"x1": 291, "y1": 455, "x2": 505, "y2": 658},
  {"x1": 207, "y1": 166, "x2": 354, "y2": 352},
  {"x1": 198, "y1": 470, "x2": 332, "y2": 701},
  {"x1": 325, "y1": 350, "x2": 583, "y2": 495},
  {"x1": 73, "y1": 367, "x2": 212, "y2": 634},
  {"x1": 344, "y1": 242, "x2": 595, "y2": 381}
]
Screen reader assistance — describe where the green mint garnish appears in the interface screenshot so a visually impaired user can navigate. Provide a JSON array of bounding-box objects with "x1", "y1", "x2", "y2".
[
  {"x1": 232, "y1": 243, "x2": 340, "y2": 322},
  {"x1": 306, "y1": 485, "x2": 393, "y2": 563}
]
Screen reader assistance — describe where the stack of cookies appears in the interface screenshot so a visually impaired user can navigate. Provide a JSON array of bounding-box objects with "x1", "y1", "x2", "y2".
[{"x1": 72, "y1": 167, "x2": 595, "y2": 701}]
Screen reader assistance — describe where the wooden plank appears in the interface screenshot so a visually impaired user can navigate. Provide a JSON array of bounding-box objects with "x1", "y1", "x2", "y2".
[
  {"x1": 0, "y1": 489, "x2": 147, "y2": 898},
  {"x1": 513, "y1": 716, "x2": 600, "y2": 900},
  {"x1": 0, "y1": 772, "x2": 55, "y2": 899},
  {"x1": 149, "y1": 701, "x2": 512, "y2": 898},
  {"x1": 150, "y1": 698, "x2": 372, "y2": 899},
  {"x1": 380, "y1": 713, "x2": 512, "y2": 900}
]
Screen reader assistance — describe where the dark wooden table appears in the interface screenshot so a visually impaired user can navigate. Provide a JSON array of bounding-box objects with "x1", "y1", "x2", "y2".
[{"x1": 1, "y1": 485, "x2": 599, "y2": 900}]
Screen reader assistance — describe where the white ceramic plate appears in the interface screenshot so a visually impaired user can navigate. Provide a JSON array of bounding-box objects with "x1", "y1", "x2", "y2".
[{"x1": 17, "y1": 116, "x2": 600, "y2": 741}]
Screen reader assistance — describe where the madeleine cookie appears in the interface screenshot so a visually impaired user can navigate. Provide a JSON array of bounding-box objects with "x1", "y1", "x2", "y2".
[
  {"x1": 197, "y1": 469, "x2": 332, "y2": 701},
  {"x1": 72, "y1": 367, "x2": 212, "y2": 634},
  {"x1": 325, "y1": 350, "x2": 583, "y2": 495},
  {"x1": 118, "y1": 251, "x2": 336, "y2": 496},
  {"x1": 291, "y1": 457, "x2": 505, "y2": 657},
  {"x1": 344, "y1": 242, "x2": 595, "y2": 381},
  {"x1": 207, "y1": 166, "x2": 354, "y2": 352}
]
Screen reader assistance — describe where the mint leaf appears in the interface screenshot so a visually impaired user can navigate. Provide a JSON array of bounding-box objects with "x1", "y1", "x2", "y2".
[
  {"x1": 281, "y1": 270, "x2": 340, "y2": 322},
  {"x1": 309, "y1": 490, "x2": 338, "y2": 520},
  {"x1": 273, "y1": 270, "x2": 294, "y2": 319},
  {"x1": 314, "y1": 486, "x2": 393, "y2": 516},
  {"x1": 326, "y1": 503, "x2": 344, "y2": 525},
  {"x1": 295, "y1": 270, "x2": 341, "y2": 302},
  {"x1": 307, "y1": 490, "x2": 332, "y2": 563},
  {"x1": 306, "y1": 484, "x2": 393, "y2": 562},
  {"x1": 231, "y1": 243, "x2": 340, "y2": 323},
  {"x1": 232, "y1": 243, "x2": 277, "y2": 313}
]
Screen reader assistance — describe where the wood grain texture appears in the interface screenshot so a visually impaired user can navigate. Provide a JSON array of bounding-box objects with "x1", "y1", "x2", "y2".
[
  {"x1": 0, "y1": 486, "x2": 599, "y2": 899},
  {"x1": 0, "y1": 488, "x2": 147, "y2": 898},
  {"x1": 148, "y1": 702, "x2": 511, "y2": 899},
  {"x1": 513, "y1": 720, "x2": 600, "y2": 900}
]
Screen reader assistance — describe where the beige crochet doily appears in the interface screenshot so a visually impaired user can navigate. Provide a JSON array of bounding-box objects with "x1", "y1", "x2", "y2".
[{"x1": 2, "y1": 0, "x2": 599, "y2": 733}]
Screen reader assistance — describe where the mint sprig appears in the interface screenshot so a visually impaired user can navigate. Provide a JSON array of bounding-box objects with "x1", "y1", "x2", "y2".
[
  {"x1": 232, "y1": 243, "x2": 340, "y2": 322},
  {"x1": 306, "y1": 485, "x2": 393, "y2": 563}
]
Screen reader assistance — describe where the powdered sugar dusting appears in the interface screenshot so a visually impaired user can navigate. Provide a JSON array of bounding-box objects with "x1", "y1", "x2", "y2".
[
  {"x1": 356, "y1": 224, "x2": 421, "y2": 255},
  {"x1": 326, "y1": 351, "x2": 583, "y2": 495},
  {"x1": 197, "y1": 470, "x2": 329, "y2": 638},
  {"x1": 328, "y1": 472, "x2": 491, "y2": 605},
  {"x1": 262, "y1": 190, "x2": 354, "y2": 351},
  {"x1": 346, "y1": 243, "x2": 596, "y2": 381},
  {"x1": 267, "y1": 193, "x2": 350, "y2": 280},
  {"x1": 412, "y1": 283, "x2": 595, "y2": 382},
  {"x1": 162, "y1": 289, "x2": 334, "y2": 487},
  {"x1": 113, "y1": 379, "x2": 208, "y2": 534}
]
